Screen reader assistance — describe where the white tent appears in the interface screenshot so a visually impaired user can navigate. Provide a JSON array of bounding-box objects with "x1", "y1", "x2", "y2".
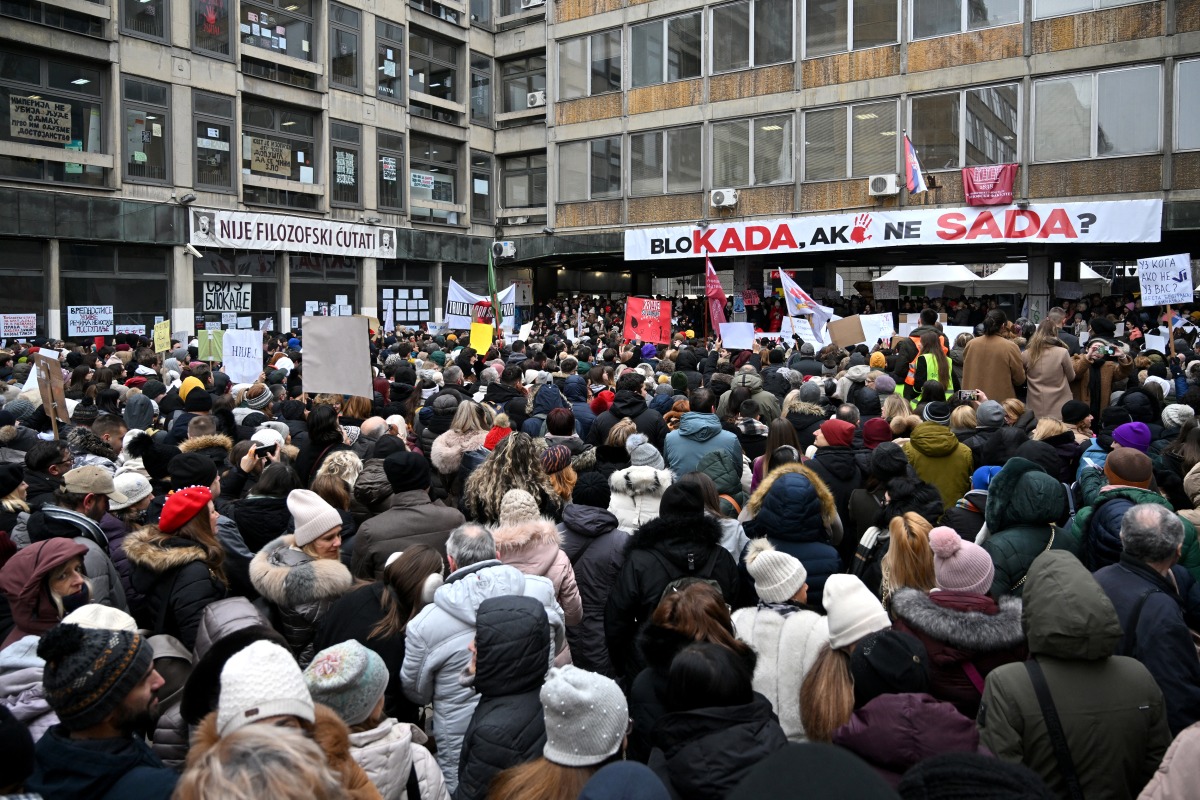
[
  {"x1": 871, "y1": 265, "x2": 982, "y2": 287},
  {"x1": 977, "y1": 262, "x2": 1109, "y2": 294}
]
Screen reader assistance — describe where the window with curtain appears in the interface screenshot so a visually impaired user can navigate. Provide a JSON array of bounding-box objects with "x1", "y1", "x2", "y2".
[
  {"x1": 1033, "y1": 66, "x2": 1160, "y2": 162},
  {"x1": 802, "y1": 101, "x2": 898, "y2": 180},
  {"x1": 711, "y1": 115, "x2": 793, "y2": 186}
]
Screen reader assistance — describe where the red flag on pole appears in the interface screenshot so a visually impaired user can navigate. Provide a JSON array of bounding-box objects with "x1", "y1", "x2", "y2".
[{"x1": 706, "y1": 257, "x2": 728, "y2": 327}]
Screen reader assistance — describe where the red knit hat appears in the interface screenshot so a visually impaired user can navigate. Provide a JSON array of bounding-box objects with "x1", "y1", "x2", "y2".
[
  {"x1": 484, "y1": 425, "x2": 512, "y2": 451},
  {"x1": 590, "y1": 390, "x2": 615, "y2": 415},
  {"x1": 819, "y1": 419, "x2": 856, "y2": 448},
  {"x1": 160, "y1": 486, "x2": 212, "y2": 534}
]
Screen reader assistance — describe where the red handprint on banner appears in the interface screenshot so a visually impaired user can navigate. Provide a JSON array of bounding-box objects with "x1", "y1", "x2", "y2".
[{"x1": 850, "y1": 214, "x2": 873, "y2": 244}]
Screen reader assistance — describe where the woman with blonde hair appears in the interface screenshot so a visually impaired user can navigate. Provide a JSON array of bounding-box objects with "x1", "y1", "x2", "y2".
[
  {"x1": 432, "y1": 402, "x2": 494, "y2": 505},
  {"x1": 878, "y1": 511, "x2": 936, "y2": 608},
  {"x1": 175, "y1": 725, "x2": 351, "y2": 800},
  {"x1": 589, "y1": 417, "x2": 635, "y2": 480},
  {"x1": 949, "y1": 405, "x2": 977, "y2": 439},
  {"x1": 316, "y1": 450, "x2": 364, "y2": 488},
  {"x1": 1021, "y1": 318, "x2": 1073, "y2": 421},
  {"x1": 882, "y1": 394, "x2": 910, "y2": 423},
  {"x1": 463, "y1": 433, "x2": 563, "y2": 524}
]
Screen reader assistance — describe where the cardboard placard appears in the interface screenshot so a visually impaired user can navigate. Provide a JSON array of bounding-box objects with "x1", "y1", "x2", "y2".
[
  {"x1": 828, "y1": 316, "x2": 867, "y2": 349},
  {"x1": 33, "y1": 353, "x2": 69, "y2": 424},
  {"x1": 153, "y1": 320, "x2": 171, "y2": 353},
  {"x1": 198, "y1": 329, "x2": 224, "y2": 362},
  {"x1": 222, "y1": 329, "x2": 264, "y2": 384},
  {"x1": 301, "y1": 316, "x2": 372, "y2": 397}
]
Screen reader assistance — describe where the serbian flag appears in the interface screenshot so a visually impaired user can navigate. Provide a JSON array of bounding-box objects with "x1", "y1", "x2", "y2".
[
  {"x1": 779, "y1": 271, "x2": 830, "y2": 344},
  {"x1": 904, "y1": 135, "x2": 928, "y2": 195},
  {"x1": 705, "y1": 257, "x2": 728, "y2": 327}
]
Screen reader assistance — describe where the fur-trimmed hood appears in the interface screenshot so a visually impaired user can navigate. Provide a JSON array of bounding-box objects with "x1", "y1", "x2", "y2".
[
  {"x1": 889, "y1": 588, "x2": 1024, "y2": 653},
  {"x1": 430, "y1": 429, "x2": 487, "y2": 474},
  {"x1": 609, "y1": 465, "x2": 673, "y2": 497},
  {"x1": 745, "y1": 461, "x2": 836, "y2": 522},
  {"x1": 249, "y1": 534, "x2": 354, "y2": 607},
  {"x1": 123, "y1": 526, "x2": 210, "y2": 574},
  {"x1": 179, "y1": 434, "x2": 233, "y2": 456},
  {"x1": 493, "y1": 518, "x2": 562, "y2": 552},
  {"x1": 626, "y1": 511, "x2": 722, "y2": 552},
  {"x1": 67, "y1": 425, "x2": 116, "y2": 461}
]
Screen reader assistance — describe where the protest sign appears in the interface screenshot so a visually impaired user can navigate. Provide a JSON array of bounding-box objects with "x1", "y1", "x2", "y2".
[
  {"x1": 623, "y1": 298, "x2": 672, "y2": 344},
  {"x1": 1143, "y1": 334, "x2": 1168, "y2": 353},
  {"x1": 0, "y1": 314, "x2": 36, "y2": 339},
  {"x1": 445, "y1": 280, "x2": 518, "y2": 332},
  {"x1": 259, "y1": 318, "x2": 274, "y2": 332},
  {"x1": 718, "y1": 322, "x2": 755, "y2": 350},
  {"x1": 221, "y1": 312, "x2": 237, "y2": 327},
  {"x1": 779, "y1": 314, "x2": 820, "y2": 344},
  {"x1": 518, "y1": 322, "x2": 534, "y2": 341},
  {"x1": 198, "y1": 329, "x2": 224, "y2": 362},
  {"x1": 1138, "y1": 253, "x2": 1193, "y2": 306},
  {"x1": 116, "y1": 325, "x2": 145, "y2": 336},
  {"x1": 828, "y1": 316, "x2": 867, "y2": 349},
  {"x1": 237, "y1": 317, "x2": 252, "y2": 329},
  {"x1": 153, "y1": 321, "x2": 171, "y2": 353},
  {"x1": 33, "y1": 353, "x2": 69, "y2": 427},
  {"x1": 859, "y1": 313, "x2": 895, "y2": 346},
  {"x1": 943, "y1": 326, "x2": 974, "y2": 345},
  {"x1": 202, "y1": 281, "x2": 253, "y2": 313},
  {"x1": 963, "y1": 163, "x2": 1017, "y2": 206},
  {"x1": 470, "y1": 323, "x2": 493, "y2": 353},
  {"x1": 222, "y1": 330, "x2": 263, "y2": 384},
  {"x1": 67, "y1": 306, "x2": 113, "y2": 337},
  {"x1": 873, "y1": 281, "x2": 899, "y2": 301},
  {"x1": 302, "y1": 316, "x2": 372, "y2": 397}
]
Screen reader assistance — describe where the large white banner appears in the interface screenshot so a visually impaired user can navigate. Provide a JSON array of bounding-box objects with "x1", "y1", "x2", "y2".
[
  {"x1": 445, "y1": 279, "x2": 518, "y2": 333},
  {"x1": 190, "y1": 208, "x2": 398, "y2": 258},
  {"x1": 623, "y1": 200, "x2": 1163, "y2": 261},
  {"x1": 222, "y1": 330, "x2": 263, "y2": 384}
]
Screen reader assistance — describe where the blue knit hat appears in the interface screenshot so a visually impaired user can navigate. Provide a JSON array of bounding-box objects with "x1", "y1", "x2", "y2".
[{"x1": 972, "y1": 466, "x2": 1002, "y2": 491}]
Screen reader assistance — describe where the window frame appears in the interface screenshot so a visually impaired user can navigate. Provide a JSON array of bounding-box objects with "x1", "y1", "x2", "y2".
[
  {"x1": 470, "y1": 51, "x2": 492, "y2": 125},
  {"x1": 409, "y1": 28, "x2": 460, "y2": 103},
  {"x1": 907, "y1": 0, "x2": 1021, "y2": 41},
  {"x1": 1032, "y1": 0, "x2": 1149, "y2": 20},
  {"x1": 499, "y1": 54, "x2": 546, "y2": 112},
  {"x1": 557, "y1": 29, "x2": 622, "y2": 100},
  {"x1": 801, "y1": 100, "x2": 900, "y2": 181},
  {"x1": 120, "y1": 0, "x2": 168, "y2": 42},
  {"x1": 376, "y1": 18, "x2": 405, "y2": 104},
  {"x1": 802, "y1": 0, "x2": 900, "y2": 58},
  {"x1": 239, "y1": 0, "x2": 315, "y2": 63},
  {"x1": 501, "y1": 153, "x2": 546, "y2": 208},
  {"x1": 471, "y1": 150, "x2": 493, "y2": 221},
  {"x1": 191, "y1": 0, "x2": 234, "y2": 58},
  {"x1": 330, "y1": 120, "x2": 362, "y2": 208},
  {"x1": 708, "y1": 0, "x2": 795, "y2": 76},
  {"x1": 194, "y1": 91, "x2": 236, "y2": 193},
  {"x1": 1175, "y1": 58, "x2": 1200, "y2": 153},
  {"x1": 329, "y1": 2, "x2": 361, "y2": 91},
  {"x1": 240, "y1": 99, "x2": 317, "y2": 185},
  {"x1": 409, "y1": 134, "x2": 460, "y2": 224},
  {"x1": 557, "y1": 136, "x2": 622, "y2": 201},
  {"x1": 710, "y1": 114, "x2": 795, "y2": 188},
  {"x1": 122, "y1": 77, "x2": 172, "y2": 186},
  {"x1": 629, "y1": 125, "x2": 704, "y2": 196},
  {"x1": 907, "y1": 83, "x2": 1020, "y2": 171},
  {"x1": 377, "y1": 130, "x2": 405, "y2": 211},
  {"x1": 1031, "y1": 64, "x2": 1162, "y2": 163},
  {"x1": 630, "y1": 11, "x2": 704, "y2": 88}
]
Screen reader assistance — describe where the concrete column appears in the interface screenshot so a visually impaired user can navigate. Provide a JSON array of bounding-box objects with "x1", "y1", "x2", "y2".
[
  {"x1": 279, "y1": 253, "x2": 291, "y2": 332},
  {"x1": 171, "y1": 247, "x2": 194, "y2": 335},
  {"x1": 361, "y1": 258, "x2": 378, "y2": 318},
  {"x1": 431, "y1": 261, "x2": 444, "y2": 321},
  {"x1": 732, "y1": 257, "x2": 748, "y2": 322},
  {"x1": 1026, "y1": 253, "x2": 1052, "y2": 325},
  {"x1": 47, "y1": 239, "x2": 61, "y2": 340}
]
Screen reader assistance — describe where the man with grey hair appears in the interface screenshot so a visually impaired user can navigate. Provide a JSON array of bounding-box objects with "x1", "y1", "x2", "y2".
[
  {"x1": 401, "y1": 522, "x2": 566, "y2": 792},
  {"x1": 351, "y1": 415, "x2": 388, "y2": 459},
  {"x1": 1095, "y1": 503, "x2": 1200, "y2": 735}
]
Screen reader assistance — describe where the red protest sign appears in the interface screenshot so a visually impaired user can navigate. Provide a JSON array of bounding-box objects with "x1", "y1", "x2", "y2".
[
  {"x1": 963, "y1": 163, "x2": 1017, "y2": 206},
  {"x1": 623, "y1": 298, "x2": 672, "y2": 344}
]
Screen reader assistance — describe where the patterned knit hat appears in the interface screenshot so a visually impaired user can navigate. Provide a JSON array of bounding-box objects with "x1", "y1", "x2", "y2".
[
  {"x1": 288, "y1": 489, "x2": 343, "y2": 547},
  {"x1": 303, "y1": 641, "x2": 389, "y2": 727},
  {"x1": 929, "y1": 527, "x2": 994, "y2": 595},
  {"x1": 498, "y1": 489, "x2": 542, "y2": 527},
  {"x1": 38, "y1": 623, "x2": 154, "y2": 730},
  {"x1": 541, "y1": 666, "x2": 628, "y2": 767},
  {"x1": 744, "y1": 539, "x2": 807, "y2": 603},
  {"x1": 541, "y1": 444, "x2": 572, "y2": 475},
  {"x1": 218, "y1": 640, "x2": 314, "y2": 736}
]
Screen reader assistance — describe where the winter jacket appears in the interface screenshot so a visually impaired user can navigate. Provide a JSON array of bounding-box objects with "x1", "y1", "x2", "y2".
[
  {"x1": 832, "y1": 692, "x2": 986, "y2": 788},
  {"x1": 1095, "y1": 555, "x2": 1200, "y2": 736},
  {"x1": 0, "y1": 635, "x2": 56, "y2": 741},
  {"x1": 0, "y1": 538, "x2": 89, "y2": 648},
  {"x1": 608, "y1": 466, "x2": 673, "y2": 532},
  {"x1": 648, "y1": 693, "x2": 788, "y2": 800},
  {"x1": 430, "y1": 429, "x2": 486, "y2": 477},
  {"x1": 962, "y1": 334, "x2": 1026, "y2": 402},
  {"x1": 99, "y1": 512, "x2": 140, "y2": 610},
  {"x1": 26, "y1": 505, "x2": 128, "y2": 614},
  {"x1": 66, "y1": 425, "x2": 118, "y2": 474},
  {"x1": 714, "y1": 373, "x2": 782, "y2": 422},
  {"x1": 521, "y1": 384, "x2": 570, "y2": 437},
  {"x1": 457, "y1": 596, "x2": 552, "y2": 800},
  {"x1": 664, "y1": 412, "x2": 742, "y2": 477},
  {"x1": 731, "y1": 603, "x2": 828, "y2": 741},
  {"x1": 400, "y1": 560, "x2": 565, "y2": 795},
  {"x1": 742, "y1": 464, "x2": 841, "y2": 610},
  {"x1": 696, "y1": 449, "x2": 747, "y2": 519},
  {"x1": 627, "y1": 624, "x2": 694, "y2": 763},
  {"x1": 1022, "y1": 345, "x2": 1074, "y2": 422},
  {"x1": 1068, "y1": 485, "x2": 1200, "y2": 582},
  {"x1": 232, "y1": 495, "x2": 292, "y2": 553},
  {"x1": 23, "y1": 470, "x2": 62, "y2": 511},
  {"x1": 604, "y1": 514, "x2": 739, "y2": 680},
  {"x1": 354, "y1": 458, "x2": 396, "y2": 514},
  {"x1": 352, "y1": 490, "x2": 465, "y2": 580},
  {"x1": 349, "y1": 719, "x2": 448, "y2": 800},
  {"x1": 1071, "y1": 352, "x2": 1133, "y2": 414},
  {"x1": 902, "y1": 423, "x2": 973, "y2": 511},
  {"x1": 493, "y1": 517, "x2": 583, "y2": 644},
  {"x1": 558, "y1": 503, "x2": 628, "y2": 676},
  {"x1": 981, "y1": 458, "x2": 1079, "y2": 599},
  {"x1": 586, "y1": 390, "x2": 669, "y2": 450},
  {"x1": 124, "y1": 528, "x2": 227, "y2": 651},
  {"x1": 786, "y1": 403, "x2": 828, "y2": 451},
  {"x1": 805, "y1": 446, "x2": 864, "y2": 565},
  {"x1": 178, "y1": 434, "x2": 233, "y2": 473},
  {"x1": 249, "y1": 534, "x2": 354, "y2": 667},
  {"x1": 941, "y1": 490, "x2": 987, "y2": 541},
  {"x1": 890, "y1": 588, "x2": 1027, "y2": 718},
  {"x1": 1138, "y1": 720, "x2": 1200, "y2": 800},
  {"x1": 978, "y1": 551, "x2": 1171, "y2": 800},
  {"x1": 563, "y1": 375, "x2": 597, "y2": 439},
  {"x1": 188, "y1": 704, "x2": 380, "y2": 800},
  {"x1": 28, "y1": 725, "x2": 178, "y2": 800},
  {"x1": 146, "y1": 634, "x2": 192, "y2": 771}
]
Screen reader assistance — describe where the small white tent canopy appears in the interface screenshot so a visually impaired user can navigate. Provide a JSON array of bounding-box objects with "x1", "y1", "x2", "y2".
[
  {"x1": 872, "y1": 265, "x2": 982, "y2": 287},
  {"x1": 977, "y1": 262, "x2": 1109, "y2": 294}
]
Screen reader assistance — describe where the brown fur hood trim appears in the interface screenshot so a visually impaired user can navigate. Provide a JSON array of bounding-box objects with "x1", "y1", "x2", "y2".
[
  {"x1": 249, "y1": 534, "x2": 354, "y2": 607},
  {"x1": 0, "y1": 425, "x2": 21, "y2": 445},
  {"x1": 492, "y1": 518, "x2": 561, "y2": 552},
  {"x1": 179, "y1": 434, "x2": 234, "y2": 455},
  {"x1": 746, "y1": 461, "x2": 836, "y2": 523},
  {"x1": 123, "y1": 526, "x2": 210, "y2": 573},
  {"x1": 67, "y1": 425, "x2": 116, "y2": 461}
]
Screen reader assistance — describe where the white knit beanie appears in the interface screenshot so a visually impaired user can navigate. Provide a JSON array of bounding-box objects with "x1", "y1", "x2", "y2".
[
  {"x1": 744, "y1": 539, "x2": 807, "y2": 604},
  {"x1": 288, "y1": 489, "x2": 343, "y2": 547},
  {"x1": 62, "y1": 603, "x2": 138, "y2": 632},
  {"x1": 498, "y1": 488, "x2": 542, "y2": 527},
  {"x1": 823, "y1": 574, "x2": 891, "y2": 650},
  {"x1": 541, "y1": 665, "x2": 628, "y2": 767},
  {"x1": 217, "y1": 640, "x2": 315, "y2": 736}
]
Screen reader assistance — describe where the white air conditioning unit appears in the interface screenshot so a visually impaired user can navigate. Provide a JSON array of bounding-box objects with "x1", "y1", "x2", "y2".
[
  {"x1": 527, "y1": 90, "x2": 547, "y2": 108},
  {"x1": 869, "y1": 174, "x2": 900, "y2": 196},
  {"x1": 710, "y1": 188, "x2": 739, "y2": 208},
  {"x1": 520, "y1": 0, "x2": 545, "y2": 9},
  {"x1": 492, "y1": 241, "x2": 516, "y2": 259}
]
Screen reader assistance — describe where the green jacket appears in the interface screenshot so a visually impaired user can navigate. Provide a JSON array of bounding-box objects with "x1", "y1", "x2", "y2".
[
  {"x1": 696, "y1": 449, "x2": 747, "y2": 518},
  {"x1": 1066, "y1": 485, "x2": 1200, "y2": 582},
  {"x1": 978, "y1": 551, "x2": 1171, "y2": 800},
  {"x1": 982, "y1": 458, "x2": 1079, "y2": 598},
  {"x1": 902, "y1": 422, "x2": 973, "y2": 511}
]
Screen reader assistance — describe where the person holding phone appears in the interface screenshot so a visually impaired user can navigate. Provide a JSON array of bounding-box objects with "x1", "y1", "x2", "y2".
[{"x1": 1071, "y1": 336, "x2": 1133, "y2": 417}]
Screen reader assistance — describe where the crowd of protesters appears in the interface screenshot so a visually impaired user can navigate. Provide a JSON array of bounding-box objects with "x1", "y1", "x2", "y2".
[{"x1": 0, "y1": 286, "x2": 1198, "y2": 800}]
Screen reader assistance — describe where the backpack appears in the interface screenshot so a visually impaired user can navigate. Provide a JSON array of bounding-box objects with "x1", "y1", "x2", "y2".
[{"x1": 648, "y1": 547, "x2": 724, "y2": 603}]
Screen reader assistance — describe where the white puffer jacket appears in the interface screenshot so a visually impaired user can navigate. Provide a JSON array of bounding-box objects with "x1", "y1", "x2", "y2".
[
  {"x1": 607, "y1": 466, "x2": 673, "y2": 532},
  {"x1": 348, "y1": 719, "x2": 449, "y2": 800}
]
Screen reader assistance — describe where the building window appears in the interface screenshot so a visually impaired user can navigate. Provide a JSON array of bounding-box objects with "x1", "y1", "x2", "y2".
[
  {"x1": 194, "y1": 92, "x2": 235, "y2": 191},
  {"x1": 410, "y1": 0, "x2": 460, "y2": 24},
  {"x1": 805, "y1": 0, "x2": 897, "y2": 57},
  {"x1": 1, "y1": 0, "x2": 105, "y2": 37},
  {"x1": 0, "y1": 240, "x2": 46, "y2": 331},
  {"x1": 500, "y1": 55, "x2": 545, "y2": 112},
  {"x1": 410, "y1": 134, "x2": 459, "y2": 223},
  {"x1": 558, "y1": 30, "x2": 621, "y2": 100},
  {"x1": 558, "y1": 137, "x2": 621, "y2": 201},
  {"x1": 911, "y1": 0, "x2": 1019, "y2": 40},
  {"x1": 240, "y1": 0, "x2": 313, "y2": 62},
  {"x1": 193, "y1": 0, "x2": 233, "y2": 56},
  {"x1": 122, "y1": 0, "x2": 167, "y2": 39},
  {"x1": 502, "y1": 153, "x2": 545, "y2": 208},
  {"x1": 241, "y1": 100, "x2": 315, "y2": 183},
  {"x1": 471, "y1": 0, "x2": 491, "y2": 25},
  {"x1": 803, "y1": 101, "x2": 897, "y2": 180},
  {"x1": 329, "y1": 4, "x2": 360, "y2": 89},
  {"x1": 122, "y1": 77, "x2": 170, "y2": 184},
  {"x1": 1033, "y1": 0, "x2": 1146, "y2": 19},
  {"x1": 631, "y1": 12, "x2": 702, "y2": 88},
  {"x1": 630, "y1": 126, "x2": 703, "y2": 195},
  {"x1": 378, "y1": 130, "x2": 405, "y2": 211},
  {"x1": 909, "y1": 84, "x2": 1018, "y2": 170},
  {"x1": 61, "y1": 244, "x2": 169, "y2": 333},
  {"x1": 0, "y1": 51, "x2": 107, "y2": 186},
  {"x1": 472, "y1": 151, "x2": 492, "y2": 221},
  {"x1": 710, "y1": 0, "x2": 792, "y2": 74},
  {"x1": 410, "y1": 30, "x2": 458, "y2": 102},
  {"x1": 470, "y1": 52, "x2": 492, "y2": 125},
  {"x1": 1033, "y1": 65, "x2": 1161, "y2": 162},
  {"x1": 331, "y1": 121, "x2": 360, "y2": 207},
  {"x1": 376, "y1": 19, "x2": 404, "y2": 103},
  {"x1": 1177, "y1": 60, "x2": 1200, "y2": 152},
  {"x1": 712, "y1": 115, "x2": 792, "y2": 187}
]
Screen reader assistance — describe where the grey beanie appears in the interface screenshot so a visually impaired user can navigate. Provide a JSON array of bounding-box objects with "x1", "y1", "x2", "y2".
[
  {"x1": 626, "y1": 433, "x2": 665, "y2": 470},
  {"x1": 799, "y1": 381, "x2": 823, "y2": 404},
  {"x1": 976, "y1": 400, "x2": 1005, "y2": 428},
  {"x1": 541, "y1": 666, "x2": 628, "y2": 767}
]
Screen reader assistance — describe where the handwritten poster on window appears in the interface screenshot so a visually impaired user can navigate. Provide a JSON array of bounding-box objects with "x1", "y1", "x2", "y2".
[
  {"x1": 250, "y1": 136, "x2": 291, "y2": 177},
  {"x1": 335, "y1": 150, "x2": 356, "y2": 186},
  {"x1": 67, "y1": 306, "x2": 114, "y2": 337},
  {"x1": 9, "y1": 97, "x2": 72, "y2": 145},
  {"x1": 203, "y1": 281, "x2": 253, "y2": 313}
]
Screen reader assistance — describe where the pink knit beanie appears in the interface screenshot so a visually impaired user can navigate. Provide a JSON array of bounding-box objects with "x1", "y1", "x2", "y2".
[{"x1": 929, "y1": 526, "x2": 994, "y2": 595}]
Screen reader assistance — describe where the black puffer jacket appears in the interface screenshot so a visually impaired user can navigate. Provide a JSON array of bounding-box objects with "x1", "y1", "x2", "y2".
[
  {"x1": 232, "y1": 496, "x2": 292, "y2": 553},
  {"x1": 457, "y1": 595, "x2": 551, "y2": 800},
  {"x1": 558, "y1": 503, "x2": 628, "y2": 676},
  {"x1": 785, "y1": 403, "x2": 827, "y2": 451},
  {"x1": 586, "y1": 390, "x2": 669, "y2": 450},
  {"x1": 124, "y1": 528, "x2": 227, "y2": 650},
  {"x1": 604, "y1": 514, "x2": 739, "y2": 680}
]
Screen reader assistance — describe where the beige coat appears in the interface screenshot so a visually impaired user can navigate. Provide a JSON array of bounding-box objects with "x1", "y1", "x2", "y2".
[
  {"x1": 1070, "y1": 353, "x2": 1133, "y2": 413},
  {"x1": 1022, "y1": 344, "x2": 1074, "y2": 421},
  {"x1": 962, "y1": 335, "x2": 1026, "y2": 402}
]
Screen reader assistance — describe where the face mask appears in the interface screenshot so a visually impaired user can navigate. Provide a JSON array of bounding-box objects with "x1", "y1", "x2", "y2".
[{"x1": 61, "y1": 584, "x2": 91, "y2": 614}]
